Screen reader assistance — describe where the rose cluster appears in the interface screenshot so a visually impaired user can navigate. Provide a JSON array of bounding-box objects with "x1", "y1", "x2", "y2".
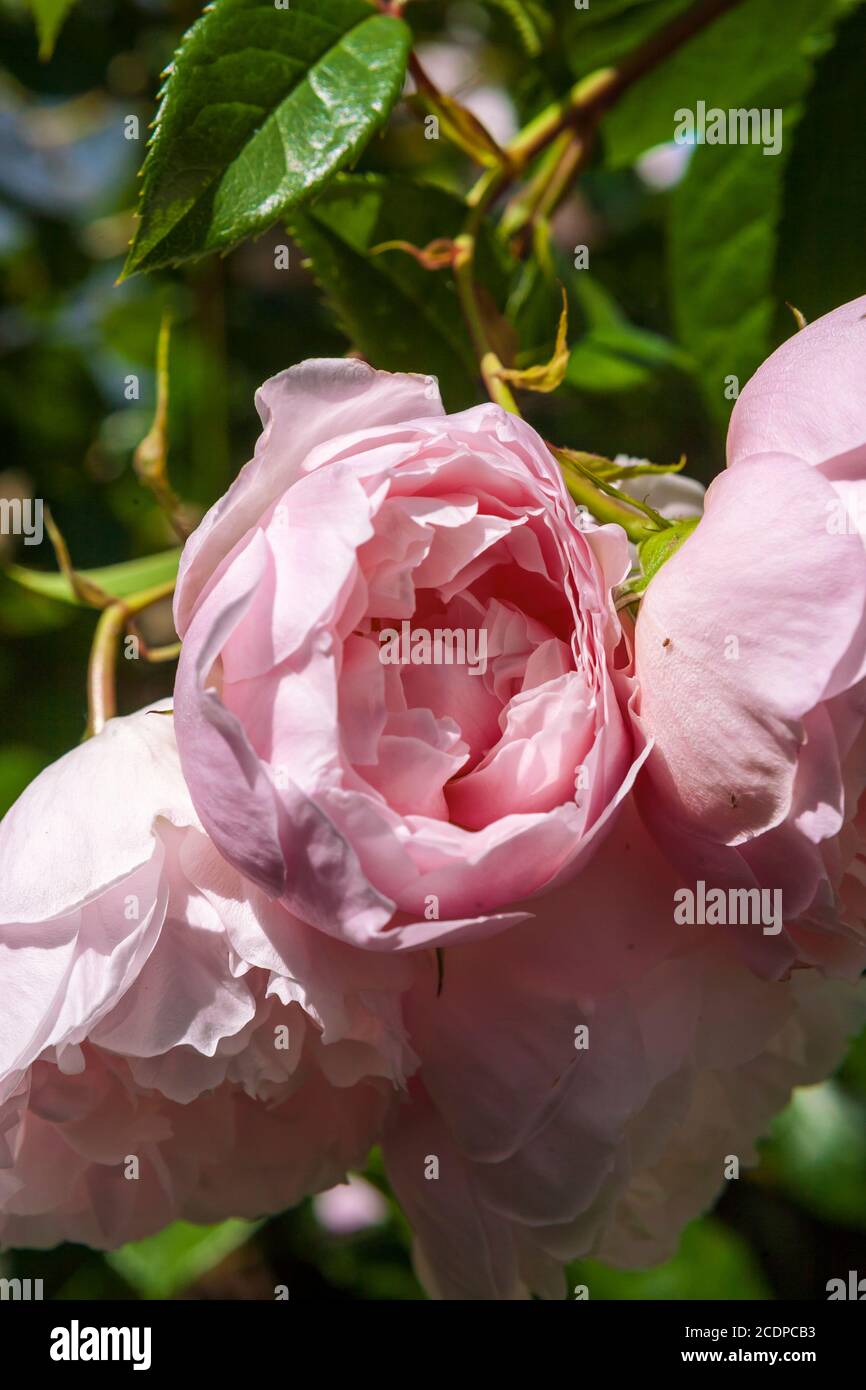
[{"x1": 2, "y1": 298, "x2": 865, "y2": 1297}]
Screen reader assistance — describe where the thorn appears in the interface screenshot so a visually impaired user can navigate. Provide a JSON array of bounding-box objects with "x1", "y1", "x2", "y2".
[{"x1": 785, "y1": 301, "x2": 808, "y2": 332}]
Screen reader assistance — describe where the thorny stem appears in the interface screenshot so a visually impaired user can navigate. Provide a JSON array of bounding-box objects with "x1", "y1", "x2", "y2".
[
  {"x1": 504, "y1": 0, "x2": 742, "y2": 176},
  {"x1": 503, "y1": 0, "x2": 744, "y2": 238},
  {"x1": 86, "y1": 580, "x2": 178, "y2": 738}
]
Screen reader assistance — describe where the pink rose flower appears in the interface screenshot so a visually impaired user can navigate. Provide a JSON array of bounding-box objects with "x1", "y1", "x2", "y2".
[
  {"x1": 382, "y1": 801, "x2": 864, "y2": 1297},
  {"x1": 0, "y1": 705, "x2": 415, "y2": 1247},
  {"x1": 3, "y1": 331, "x2": 864, "y2": 1299},
  {"x1": 172, "y1": 360, "x2": 648, "y2": 949},
  {"x1": 1, "y1": 705, "x2": 860, "y2": 1289},
  {"x1": 636, "y1": 296, "x2": 866, "y2": 977}
]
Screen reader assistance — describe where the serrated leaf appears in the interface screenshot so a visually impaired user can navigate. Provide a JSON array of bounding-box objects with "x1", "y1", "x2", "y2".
[
  {"x1": 6, "y1": 548, "x2": 181, "y2": 607},
  {"x1": 291, "y1": 175, "x2": 512, "y2": 410},
  {"x1": 124, "y1": 0, "x2": 411, "y2": 276},
  {"x1": 26, "y1": 0, "x2": 77, "y2": 60},
  {"x1": 576, "y1": 453, "x2": 687, "y2": 482}
]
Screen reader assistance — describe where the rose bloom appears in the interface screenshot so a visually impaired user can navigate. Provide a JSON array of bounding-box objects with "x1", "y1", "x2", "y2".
[
  {"x1": 0, "y1": 705, "x2": 414, "y2": 1247},
  {"x1": 172, "y1": 361, "x2": 648, "y2": 945},
  {"x1": 1, "y1": 330, "x2": 864, "y2": 1296},
  {"x1": 637, "y1": 295, "x2": 866, "y2": 978}
]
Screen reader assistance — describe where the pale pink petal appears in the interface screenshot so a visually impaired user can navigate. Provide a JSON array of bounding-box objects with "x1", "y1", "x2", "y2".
[
  {"x1": 728, "y1": 294, "x2": 866, "y2": 468},
  {"x1": 175, "y1": 360, "x2": 443, "y2": 632},
  {"x1": 636, "y1": 456, "x2": 866, "y2": 863}
]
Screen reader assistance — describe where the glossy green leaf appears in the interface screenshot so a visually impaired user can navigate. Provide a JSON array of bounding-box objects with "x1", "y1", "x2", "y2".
[
  {"x1": 6, "y1": 548, "x2": 181, "y2": 607},
  {"x1": 106, "y1": 1220, "x2": 259, "y2": 1300},
  {"x1": 26, "y1": 0, "x2": 77, "y2": 60},
  {"x1": 291, "y1": 175, "x2": 512, "y2": 410},
  {"x1": 124, "y1": 0, "x2": 411, "y2": 276}
]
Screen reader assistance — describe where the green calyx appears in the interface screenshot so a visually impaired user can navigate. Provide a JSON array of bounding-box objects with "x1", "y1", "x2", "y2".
[{"x1": 631, "y1": 516, "x2": 701, "y2": 596}]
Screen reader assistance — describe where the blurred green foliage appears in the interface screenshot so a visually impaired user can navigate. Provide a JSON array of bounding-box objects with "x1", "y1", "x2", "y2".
[{"x1": 1, "y1": 0, "x2": 865, "y2": 1299}]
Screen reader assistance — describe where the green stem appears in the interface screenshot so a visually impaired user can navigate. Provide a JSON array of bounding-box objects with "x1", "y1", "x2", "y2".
[
  {"x1": 554, "y1": 451, "x2": 660, "y2": 545},
  {"x1": 466, "y1": 163, "x2": 511, "y2": 233},
  {"x1": 453, "y1": 234, "x2": 519, "y2": 414},
  {"x1": 499, "y1": 133, "x2": 576, "y2": 242},
  {"x1": 86, "y1": 580, "x2": 178, "y2": 737},
  {"x1": 506, "y1": 0, "x2": 742, "y2": 173},
  {"x1": 452, "y1": 0, "x2": 746, "y2": 518}
]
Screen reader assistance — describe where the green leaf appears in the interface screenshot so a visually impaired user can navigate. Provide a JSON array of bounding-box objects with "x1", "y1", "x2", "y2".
[
  {"x1": 0, "y1": 573, "x2": 75, "y2": 636},
  {"x1": 124, "y1": 0, "x2": 411, "y2": 277},
  {"x1": 597, "y1": 0, "x2": 831, "y2": 170},
  {"x1": 291, "y1": 174, "x2": 512, "y2": 410},
  {"x1": 564, "y1": 452, "x2": 687, "y2": 483},
  {"x1": 502, "y1": 215, "x2": 565, "y2": 355},
  {"x1": 774, "y1": 2, "x2": 866, "y2": 324},
  {"x1": 6, "y1": 548, "x2": 181, "y2": 607},
  {"x1": 507, "y1": 236, "x2": 689, "y2": 394},
  {"x1": 668, "y1": 0, "x2": 841, "y2": 428},
  {"x1": 483, "y1": 0, "x2": 548, "y2": 56},
  {"x1": 757, "y1": 1081, "x2": 866, "y2": 1232},
  {"x1": 106, "y1": 1220, "x2": 259, "y2": 1300},
  {"x1": 411, "y1": 87, "x2": 506, "y2": 168},
  {"x1": 26, "y1": 0, "x2": 77, "y2": 60},
  {"x1": 566, "y1": 273, "x2": 691, "y2": 394},
  {"x1": 562, "y1": 0, "x2": 692, "y2": 80},
  {"x1": 566, "y1": 326, "x2": 689, "y2": 393},
  {"x1": 569, "y1": 1218, "x2": 772, "y2": 1300}
]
